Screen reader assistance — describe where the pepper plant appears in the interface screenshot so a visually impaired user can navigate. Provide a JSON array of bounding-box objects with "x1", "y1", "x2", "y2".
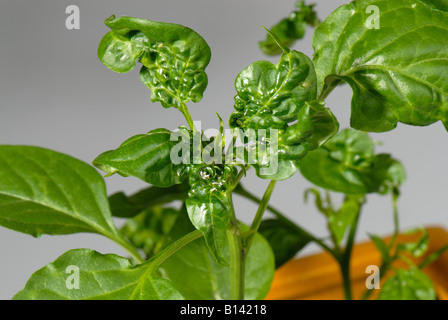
[{"x1": 2, "y1": 0, "x2": 448, "y2": 300}]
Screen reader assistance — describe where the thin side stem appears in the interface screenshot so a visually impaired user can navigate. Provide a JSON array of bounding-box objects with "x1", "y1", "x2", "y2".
[
  {"x1": 362, "y1": 190, "x2": 400, "y2": 300},
  {"x1": 388, "y1": 190, "x2": 400, "y2": 252},
  {"x1": 234, "y1": 183, "x2": 336, "y2": 258},
  {"x1": 243, "y1": 180, "x2": 277, "y2": 251}
]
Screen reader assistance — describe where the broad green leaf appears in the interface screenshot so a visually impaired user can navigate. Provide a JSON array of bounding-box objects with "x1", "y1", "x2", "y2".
[
  {"x1": 0, "y1": 146, "x2": 120, "y2": 240},
  {"x1": 13, "y1": 249, "x2": 183, "y2": 300},
  {"x1": 328, "y1": 195, "x2": 362, "y2": 244},
  {"x1": 98, "y1": 15, "x2": 211, "y2": 109},
  {"x1": 313, "y1": 0, "x2": 448, "y2": 132},
  {"x1": 259, "y1": 0, "x2": 320, "y2": 55},
  {"x1": 299, "y1": 128, "x2": 405, "y2": 194},
  {"x1": 121, "y1": 207, "x2": 180, "y2": 258},
  {"x1": 378, "y1": 268, "x2": 436, "y2": 300},
  {"x1": 109, "y1": 181, "x2": 189, "y2": 218},
  {"x1": 160, "y1": 212, "x2": 275, "y2": 300},
  {"x1": 258, "y1": 219, "x2": 312, "y2": 268},
  {"x1": 93, "y1": 128, "x2": 189, "y2": 187},
  {"x1": 186, "y1": 165, "x2": 238, "y2": 264}
]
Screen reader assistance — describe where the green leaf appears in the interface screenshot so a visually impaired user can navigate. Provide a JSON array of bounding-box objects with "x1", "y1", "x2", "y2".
[
  {"x1": 313, "y1": 0, "x2": 448, "y2": 132},
  {"x1": 366, "y1": 154, "x2": 406, "y2": 195},
  {"x1": 259, "y1": 0, "x2": 320, "y2": 55},
  {"x1": 233, "y1": 99, "x2": 339, "y2": 182},
  {"x1": 93, "y1": 128, "x2": 189, "y2": 187},
  {"x1": 186, "y1": 191, "x2": 230, "y2": 265},
  {"x1": 13, "y1": 249, "x2": 183, "y2": 300},
  {"x1": 397, "y1": 228, "x2": 429, "y2": 258},
  {"x1": 299, "y1": 128, "x2": 405, "y2": 194},
  {"x1": 98, "y1": 15, "x2": 211, "y2": 109},
  {"x1": 247, "y1": 135, "x2": 308, "y2": 181},
  {"x1": 121, "y1": 206, "x2": 180, "y2": 258},
  {"x1": 378, "y1": 268, "x2": 436, "y2": 300},
  {"x1": 0, "y1": 146, "x2": 120, "y2": 240},
  {"x1": 369, "y1": 233, "x2": 390, "y2": 262},
  {"x1": 160, "y1": 213, "x2": 275, "y2": 300},
  {"x1": 258, "y1": 219, "x2": 312, "y2": 268},
  {"x1": 328, "y1": 195, "x2": 362, "y2": 244},
  {"x1": 229, "y1": 49, "x2": 317, "y2": 131},
  {"x1": 228, "y1": 47, "x2": 321, "y2": 181},
  {"x1": 109, "y1": 182, "x2": 189, "y2": 218},
  {"x1": 284, "y1": 100, "x2": 339, "y2": 149},
  {"x1": 186, "y1": 165, "x2": 238, "y2": 264}
]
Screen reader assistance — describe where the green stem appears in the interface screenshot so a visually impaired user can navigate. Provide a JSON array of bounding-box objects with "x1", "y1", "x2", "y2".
[
  {"x1": 226, "y1": 193, "x2": 245, "y2": 300},
  {"x1": 148, "y1": 230, "x2": 203, "y2": 272},
  {"x1": 227, "y1": 226, "x2": 245, "y2": 300},
  {"x1": 179, "y1": 103, "x2": 196, "y2": 132},
  {"x1": 388, "y1": 189, "x2": 400, "y2": 252},
  {"x1": 243, "y1": 180, "x2": 277, "y2": 251},
  {"x1": 339, "y1": 209, "x2": 361, "y2": 300},
  {"x1": 234, "y1": 183, "x2": 336, "y2": 258},
  {"x1": 112, "y1": 234, "x2": 145, "y2": 264},
  {"x1": 362, "y1": 190, "x2": 400, "y2": 300}
]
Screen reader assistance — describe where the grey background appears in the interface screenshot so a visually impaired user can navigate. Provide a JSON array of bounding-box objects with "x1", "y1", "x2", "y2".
[{"x1": 0, "y1": 0, "x2": 446, "y2": 299}]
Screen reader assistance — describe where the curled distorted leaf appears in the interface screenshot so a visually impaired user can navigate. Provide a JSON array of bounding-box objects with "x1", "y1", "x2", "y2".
[
  {"x1": 284, "y1": 100, "x2": 339, "y2": 149},
  {"x1": 93, "y1": 128, "x2": 189, "y2": 187},
  {"x1": 229, "y1": 33, "x2": 324, "y2": 181},
  {"x1": 378, "y1": 268, "x2": 436, "y2": 300},
  {"x1": 98, "y1": 15, "x2": 211, "y2": 108},
  {"x1": 186, "y1": 165, "x2": 238, "y2": 264},
  {"x1": 229, "y1": 48, "x2": 317, "y2": 131},
  {"x1": 259, "y1": 0, "x2": 320, "y2": 55},
  {"x1": 233, "y1": 100, "x2": 339, "y2": 181},
  {"x1": 13, "y1": 249, "x2": 183, "y2": 300},
  {"x1": 238, "y1": 128, "x2": 307, "y2": 181},
  {"x1": 313, "y1": 0, "x2": 448, "y2": 132},
  {"x1": 0, "y1": 146, "x2": 122, "y2": 241},
  {"x1": 299, "y1": 128, "x2": 405, "y2": 194}
]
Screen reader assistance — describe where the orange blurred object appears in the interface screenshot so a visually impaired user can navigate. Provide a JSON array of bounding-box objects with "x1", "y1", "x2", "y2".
[{"x1": 266, "y1": 226, "x2": 448, "y2": 300}]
